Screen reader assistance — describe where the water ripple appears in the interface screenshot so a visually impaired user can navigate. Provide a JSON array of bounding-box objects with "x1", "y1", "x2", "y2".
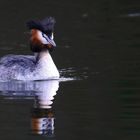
[
  {"x1": 120, "y1": 12, "x2": 140, "y2": 18},
  {"x1": 59, "y1": 67, "x2": 99, "y2": 81}
]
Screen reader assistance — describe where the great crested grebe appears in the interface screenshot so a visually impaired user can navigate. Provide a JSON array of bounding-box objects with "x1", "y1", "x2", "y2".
[{"x1": 0, "y1": 17, "x2": 60, "y2": 81}]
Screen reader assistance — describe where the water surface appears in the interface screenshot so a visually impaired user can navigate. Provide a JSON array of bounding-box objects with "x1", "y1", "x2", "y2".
[{"x1": 0, "y1": 0, "x2": 139, "y2": 140}]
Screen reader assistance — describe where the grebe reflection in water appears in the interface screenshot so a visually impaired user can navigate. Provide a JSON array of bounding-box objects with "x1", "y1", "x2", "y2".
[
  {"x1": 0, "y1": 80, "x2": 59, "y2": 136},
  {"x1": 0, "y1": 17, "x2": 59, "y2": 81},
  {"x1": 31, "y1": 80, "x2": 59, "y2": 136}
]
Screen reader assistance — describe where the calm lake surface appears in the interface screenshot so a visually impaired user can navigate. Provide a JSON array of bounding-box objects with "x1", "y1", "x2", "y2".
[{"x1": 0, "y1": 0, "x2": 139, "y2": 139}]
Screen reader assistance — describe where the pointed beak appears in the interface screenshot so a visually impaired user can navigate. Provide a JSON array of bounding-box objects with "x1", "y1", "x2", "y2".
[
  {"x1": 42, "y1": 33, "x2": 56, "y2": 47},
  {"x1": 47, "y1": 37, "x2": 56, "y2": 47}
]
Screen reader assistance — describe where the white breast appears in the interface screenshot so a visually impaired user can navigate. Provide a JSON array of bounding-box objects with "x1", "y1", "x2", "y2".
[{"x1": 35, "y1": 51, "x2": 60, "y2": 80}]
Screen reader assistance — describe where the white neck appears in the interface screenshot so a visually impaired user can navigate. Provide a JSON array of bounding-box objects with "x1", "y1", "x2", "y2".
[
  {"x1": 34, "y1": 50, "x2": 59, "y2": 79},
  {"x1": 35, "y1": 50, "x2": 49, "y2": 62}
]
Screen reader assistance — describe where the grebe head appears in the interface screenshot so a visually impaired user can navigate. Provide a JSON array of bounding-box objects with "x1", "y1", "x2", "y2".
[{"x1": 26, "y1": 17, "x2": 56, "y2": 52}]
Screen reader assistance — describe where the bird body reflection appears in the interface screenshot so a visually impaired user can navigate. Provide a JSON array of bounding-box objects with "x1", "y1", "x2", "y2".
[
  {"x1": 31, "y1": 108, "x2": 55, "y2": 136},
  {"x1": 0, "y1": 80, "x2": 59, "y2": 136}
]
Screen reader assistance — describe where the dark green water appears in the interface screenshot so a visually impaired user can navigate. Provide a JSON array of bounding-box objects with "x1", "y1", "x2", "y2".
[{"x1": 0, "y1": 0, "x2": 139, "y2": 139}]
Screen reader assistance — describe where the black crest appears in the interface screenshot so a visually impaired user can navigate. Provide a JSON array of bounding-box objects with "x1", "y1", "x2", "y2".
[{"x1": 26, "y1": 17, "x2": 56, "y2": 35}]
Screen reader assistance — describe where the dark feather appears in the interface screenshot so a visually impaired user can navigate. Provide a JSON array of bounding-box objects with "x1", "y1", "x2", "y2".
[{"x1": 26, "y1": 17, "x2": 56, "y2": 35}]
